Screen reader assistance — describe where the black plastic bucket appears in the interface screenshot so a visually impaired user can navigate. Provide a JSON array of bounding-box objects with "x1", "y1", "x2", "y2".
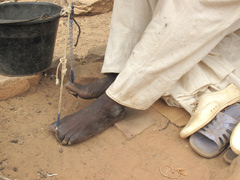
[{"x1": 0, "y1": 2, "x2": 62, "y2": 76}]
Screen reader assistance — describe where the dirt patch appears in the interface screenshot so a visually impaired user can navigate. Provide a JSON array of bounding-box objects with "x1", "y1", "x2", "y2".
[{"x1": 0, "y1": 2, "x2": 234, "y2": 180}]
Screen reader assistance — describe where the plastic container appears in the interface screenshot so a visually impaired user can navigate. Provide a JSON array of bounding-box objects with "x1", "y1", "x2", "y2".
[{"x1": 0, "y1": 2, "x2": 62, "y2": 76}]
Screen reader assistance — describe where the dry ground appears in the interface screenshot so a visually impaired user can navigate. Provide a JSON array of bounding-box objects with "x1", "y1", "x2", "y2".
[{"x1": 0, "y1": 3, "x2": 234, "y2": 180}]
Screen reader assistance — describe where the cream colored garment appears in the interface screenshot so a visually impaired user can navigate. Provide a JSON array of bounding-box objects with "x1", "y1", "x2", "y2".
[
  {"x1": 102, "y1": 0, "x2": 240, "y2": 112},
  {"x1": 163, "y1": 32, "x2": 240, "y2": 114}
]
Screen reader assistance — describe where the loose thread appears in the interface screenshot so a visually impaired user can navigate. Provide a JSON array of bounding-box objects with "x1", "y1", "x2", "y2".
[
  {"x1": 69, "y1": 3, "x2": 74, "y2": 84},
  {"x1": 73, "y1": 18, "x2": 81, "y2": 47}
]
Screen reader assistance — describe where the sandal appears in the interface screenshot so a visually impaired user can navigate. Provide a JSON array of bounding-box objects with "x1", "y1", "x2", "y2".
[
  {"x1": 180, "y1": 84, "x2": 240, "y2": 138},
  {"x1": 190, "y1": 113, "x2": 234, "y2": 158},
  {"x1": 189, "y1": 103, "x2": 240, "y2": 158},
  {"x1": 223, "y1": 148, "x2": 238, "y2": 164}
]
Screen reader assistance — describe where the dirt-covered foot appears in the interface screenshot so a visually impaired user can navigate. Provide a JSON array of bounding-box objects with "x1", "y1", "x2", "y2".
[
  {"x1": 66, "y1": 73, "x2": 118, "y2": 99},
  {"x1": 49, "y1": 93, "x2": 125, "y2": 145}
]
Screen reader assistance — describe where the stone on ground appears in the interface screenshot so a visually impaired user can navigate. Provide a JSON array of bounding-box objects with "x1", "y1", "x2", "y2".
[
  {"x1": 0, "y1": 74, "x2": 42, "y2": 100},
  {"x1": 72, "y1": 0, "x2": 113, "y2": 15},
  {"x1": 73, "y1": 62, "x2": 106, "y2": 83},
  {"x1": 85, "y1": 44, "x2": 106, "y2": 63}
]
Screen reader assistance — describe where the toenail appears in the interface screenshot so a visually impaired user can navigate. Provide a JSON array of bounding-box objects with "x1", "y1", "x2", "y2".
[{"x1": 62, "y1": 140, "x2": 67, "y2": 145}]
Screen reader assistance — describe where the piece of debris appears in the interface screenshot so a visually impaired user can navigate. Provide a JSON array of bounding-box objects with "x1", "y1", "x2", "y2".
[
  {"x1": 159, "y1": 165, "x2": 187, "y2": 179},
  {"x1": 159, "y1": 120, "x2": 170, "y2": 131},
  {"x1": 10, "y1": 140, "x2": 18, "y2": 144},
  {"x1": 13, "y1": 167, "x2": 17, "y2": 172},
  {"x1": 9, "y1": 107, "x2": 15, "y2": 111},
  {"x1": 0, "y1": 159, "x2": 7, "y2": 166},
  {"x1": 18, "y1": 139, "x2": 24, "y2": 145},
  {"x1": 37, "y1": 170, "x2": 46, "y2": 178},
  {"x1": 59, "y1": 148, "x2": 63, "y2": 153},
  {"x1": 0, "y1": 161, "x2": 7, "y2": 171},
  {"x1": 47, "y1": 173, "x2": 58, "y2": 177},
  {"x1": 0, "y1": 171, "x2": 11, "y2": 180}
]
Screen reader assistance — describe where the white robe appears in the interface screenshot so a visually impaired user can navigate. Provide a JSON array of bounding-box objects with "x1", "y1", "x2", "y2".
[{"x1": 102, "y1": 0, "x2": 240, "y2": 114}]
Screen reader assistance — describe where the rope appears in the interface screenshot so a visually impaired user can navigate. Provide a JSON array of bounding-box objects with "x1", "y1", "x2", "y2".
[
  {"x1": 69, "y1": 3, "x2": 74, "y2": 83},
  {"x1": 60, "y1": 0, "x2": 71, "y2": 15},
  {"x1": 55, "y1": 1, "x2": 71, "y2": 130},
  {"x1": 55, "y1": 0, "x2": 81, "y2": 130}
]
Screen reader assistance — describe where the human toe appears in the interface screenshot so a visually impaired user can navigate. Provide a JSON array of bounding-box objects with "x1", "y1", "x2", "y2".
[
  {"x1": 49, "y1": 122, "x2": 57, "y2": 132},
  {"x1": 61, "y1": 130, "x2": 78, "y2": 145},
  {"x1": 65, "y1": 82, "x2": 77, "y2": 91},
  {"x1": 68, "y1": 132, "x2": 84, "y2": 145}
]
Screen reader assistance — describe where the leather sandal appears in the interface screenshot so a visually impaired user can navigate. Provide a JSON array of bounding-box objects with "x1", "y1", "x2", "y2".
[{"x1": 180, "y1": 84, "x2": 240, "y2": 138}]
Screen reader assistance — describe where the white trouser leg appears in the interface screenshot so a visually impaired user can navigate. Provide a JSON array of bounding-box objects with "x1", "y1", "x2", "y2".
[
  {"x1": 102, "y1": 0, "x2": 159, "y2": 73},
  {"x1": 105, "y1": 0, "x2": 240, "y2": 110}
]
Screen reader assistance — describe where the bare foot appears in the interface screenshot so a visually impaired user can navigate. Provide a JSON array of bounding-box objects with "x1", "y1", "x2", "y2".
[
  {"x1": 66, "y1": 73, "x2": 118, "y2": 99},
  {"x1": 49, "y1": 93, "x2": 125, "y2": 145}
]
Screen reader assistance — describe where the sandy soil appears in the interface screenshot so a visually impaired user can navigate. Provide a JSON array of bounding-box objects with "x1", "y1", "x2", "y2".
[{"x1": 0, "y1": 2, "x2": 234, "y2": 180}]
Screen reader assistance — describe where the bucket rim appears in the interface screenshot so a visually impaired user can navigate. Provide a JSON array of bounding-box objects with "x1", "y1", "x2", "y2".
[{"x1": 0, "y1": 2, "x2": 63, "y2": 25}]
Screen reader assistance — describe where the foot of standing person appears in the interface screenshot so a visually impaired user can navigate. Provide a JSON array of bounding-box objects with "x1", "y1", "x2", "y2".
[{"x1": 49, "y1": 93, "x2": 125, "y2": 145}]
